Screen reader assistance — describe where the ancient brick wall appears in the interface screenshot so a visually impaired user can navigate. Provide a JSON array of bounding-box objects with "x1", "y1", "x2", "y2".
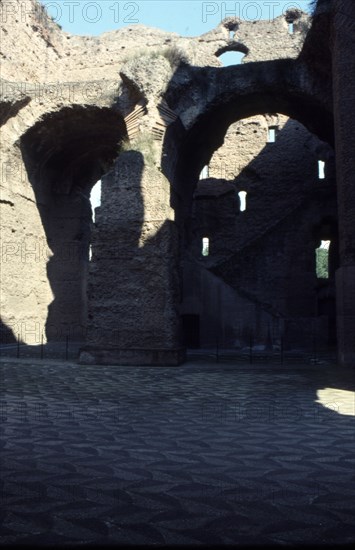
[
  {"x1": 182, "y1": 114, "x2": 336, "y2": 350},
  {"x1": 1, "y1": 0, "x2": 343, "y2": 362}
]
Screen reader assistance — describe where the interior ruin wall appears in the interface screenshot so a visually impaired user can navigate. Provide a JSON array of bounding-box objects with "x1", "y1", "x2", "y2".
[
  {"x1": 1, "y1": 0, "x2": 337, "y2": 355},
  {"x1": 181, "y1": 114, "x2": 336, "y2": 350}
]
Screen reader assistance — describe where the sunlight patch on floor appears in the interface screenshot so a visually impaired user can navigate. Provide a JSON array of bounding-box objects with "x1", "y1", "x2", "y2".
[{"x1": 316, "y1": 388, "x2": 355, "y2": 416}]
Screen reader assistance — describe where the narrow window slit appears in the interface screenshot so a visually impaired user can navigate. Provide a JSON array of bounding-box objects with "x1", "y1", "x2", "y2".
[
  {"x1": 202, "y1": 237, "x2": 209, "y2": 257},
  {"x1": 238, "y1": 190, "x2": 247, "y2": 212},
  {"x1": 318, "y1": 160, "x2": 325, "y2": 179},
  {"x1": 268, "y1": 127, "x2": 277, "y2": 143},
  {"x1": 199, "y1": 165, "x2": 209, "y2": 179},
  {"x1": 316, "y1": 240, "x2": 330, "y2": 278}
]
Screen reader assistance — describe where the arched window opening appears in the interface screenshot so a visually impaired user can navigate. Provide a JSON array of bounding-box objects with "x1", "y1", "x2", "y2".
[
  {"x1": 219, "y1": 51, "x2": 245, "y2": 66},
  {"x1": 318, "y1": 160, "x2": 325, "y2": 179},
  {"x1": 238, "y1": 190, "x2": 247, "y2": 212},
  {"x1": 202, "y1": 237, "x2": 210, "y2": 257},
  {"x1": 316, "y1": 240, "x2": 330, "y2": 279}
]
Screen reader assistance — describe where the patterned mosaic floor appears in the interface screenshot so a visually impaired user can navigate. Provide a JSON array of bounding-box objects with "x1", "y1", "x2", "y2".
[{"x1": 0, "y1": 357, "x2": 354, "y2": 547}]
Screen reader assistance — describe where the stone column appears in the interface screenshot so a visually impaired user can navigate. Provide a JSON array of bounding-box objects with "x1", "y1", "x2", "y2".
[
  {"x1": 79, "y1": 149, "x2": 184, "y2": 365},
  {"x1": 332, "y1": 0, "x2": 355, "y2": 365}
]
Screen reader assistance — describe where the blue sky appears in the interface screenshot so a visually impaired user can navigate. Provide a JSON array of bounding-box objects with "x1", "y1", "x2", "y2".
[{"x1": 41, "y1": 1, "x2": 312, "y2": 36}]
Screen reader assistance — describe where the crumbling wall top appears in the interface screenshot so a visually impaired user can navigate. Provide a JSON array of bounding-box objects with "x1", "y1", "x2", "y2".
[{"x1": 0, "y1": 0, "x2": 311, "y2": 84}]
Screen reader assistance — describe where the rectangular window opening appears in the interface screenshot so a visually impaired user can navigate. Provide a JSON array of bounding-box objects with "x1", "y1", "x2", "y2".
[
  {"x1": 316, "y1": 240, "x2": 330, "y2": 279},
  {"x1": 318, "y1": 160, "x2": 325, "y2": 179},
  {"x1": 267, "y1": 127, "x2": 277, "y2": 143},
  {"x1": 288, "y1": 22, "x2": 294, "y2": 34},
  {"x1": 238, "y1": 190, "x2": 247, "y2": 211},
  {"x1": 202, "y1": 237, "x2": 209, "y2": 257}
]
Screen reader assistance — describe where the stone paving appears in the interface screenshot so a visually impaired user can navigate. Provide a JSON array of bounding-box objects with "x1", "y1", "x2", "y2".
[{"x1": 0, "y1": 357, "x2": 354, "y2": 547}]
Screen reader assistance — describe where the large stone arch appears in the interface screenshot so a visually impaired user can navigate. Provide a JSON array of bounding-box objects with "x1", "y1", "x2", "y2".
[
  {"x1": 163, "y1": 58, "x2": 333, "y2": 213},
  {"x1": 160, "y1": 58, "x2": 337, "y2": 355},
  {"x1": 20, "y1": 105, "x2": 128, "y2": 195},
  {"x1": 19, "y1": 105, "x2": 128, "y2": 342}
]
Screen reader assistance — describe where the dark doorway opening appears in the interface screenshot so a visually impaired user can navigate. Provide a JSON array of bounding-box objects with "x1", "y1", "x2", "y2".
[{"x1": 182, "y1": 314, "x2": 200, "y2": 348}]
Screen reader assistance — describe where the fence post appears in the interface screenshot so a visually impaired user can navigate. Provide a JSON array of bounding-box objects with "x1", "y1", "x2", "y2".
[
  {"x1": 312, "y1": 322, "x2": 317, "y2": 363},
  {"x1": 280, "y1": 336, "x2": 284, "y2": 365}
]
